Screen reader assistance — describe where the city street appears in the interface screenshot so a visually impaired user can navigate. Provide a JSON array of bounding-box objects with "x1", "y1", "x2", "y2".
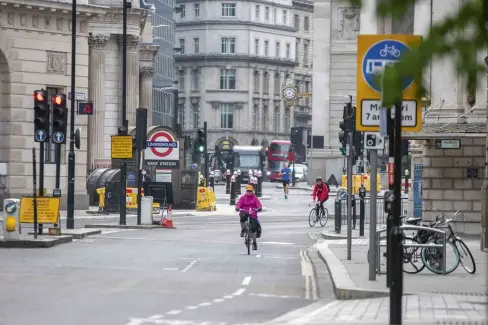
[{"x1": 0, "y1": 183, "x2": 336, "y2": 325}]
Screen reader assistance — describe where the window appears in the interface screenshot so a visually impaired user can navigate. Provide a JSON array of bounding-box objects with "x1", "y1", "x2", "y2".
[
  {"x1": 265, "y1": 7, "x2": 269, "y2": 21},
  {"x1": 286, "y1": 43, "x2": 291, "y2": 59},
  {"x1": 274, "y1": 72, "x2": 280, "y2": 94},
  {"x1": 193, "y1": 38, "x2": 199, "y2": 53},
  {"x1": 220, "y1": 69, "x2": 236, "y2": 90},
  {"x1": 262, "y1": 105, "x2": 268, "y2": 131},
  {"x1": 221, "y1": 37, "x2": 236, "y2": 53},
  {"x1": 178, "y1": 103, "x2": 185, "y2": 128},
  {"x1": 191, "y1": 69, "x2": 200, "y2": 90},
  {"x1": 45, "y1": 86, "x2": 65, "y2": 164},
  {"x1": 180, "y1": 4, "x2": 186, "y2": 17},
  {"x1": 254, "y1": 39, "x2": 259, "y2": 55},
  {"x1": 274, "y1": 106, "x2": 280, "y2": 132},
  {"x1": 295, "y1": 40, "x2": 299, "y2": 62},
  {"x1": 305, "y1": 81, "x2": 310, "y2": 105},
  {"x1": 192, "y1": 104, "x2": 200, "y2": 128},
  {"x1": 222, "y1": 3, "x2": 236, "y2": 17},
  {"x1": 255, "y1": 5, "x2": 260, "y2": 20},
  {"x1": 285, "y1": 107, "x2": 291, "y2": 130},
  {"x1": 263, "y1": 72, "x2": 269, "y2": 94},
  {"x1": 282, "y1": 10, "x2": 287, "y2": 25},
  {"x1": 275, "y1": 41, "x2": 280, "y2": 57},
  {"x1": 252, "y1": 105, "x2": 258, "y2": 130},
  {"x1": 178, "y1": 69, "x2": 185, "y2": 90},
  {"x1": 253, "y1": 70, "x2": 259, "y2": 92},
  {"x1": 294, "y1": 14, "x2": 299, "y2": 29},
  {"x1": 264, "y1": 40, "x2": 269, "y2": 56},
  {"x1": 194, "y1": 3, "x2": 200, "y2": 16},
  {"x1": 220, "y1": 103, "x2": 234, "y2": 129},
  {"x1": 234, "y1": 154, "x2": 260, "y2": 169},
  {"x1": 303, "y1": 40, "x2": 310, "y2": 65},
  {"x1": 304, "y1": 16, "x2": 310, "y2": 31},
  {"x1": 179, "y1": 38, "x2": 185, "y2": 54},
  {"x1": 273, "y1": 8, "x2": 277, "y2": 24}
]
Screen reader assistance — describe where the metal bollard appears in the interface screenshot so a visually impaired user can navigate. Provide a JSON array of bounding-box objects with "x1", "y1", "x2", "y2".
[
  {"x1": 225, "y1": 169, "x2": 231, "y2": 194},
  {"x1": 359, "y1": 185, "x2": 366, "y2": 236},
  {"x1": 209, "y1": 171, "x2": 215, "y2": 190},
  {"x1": 248, "y1": 169, "x2": 253, "y2": 184},
  {"x1": 230, "y1": 175, "x2": 236, "y2": 205},
  {"x1": 352, "y1": 195, "x2": 357, "y2": 229},
  {"x1": 256, "y1": 170, "x2": 263, "y2": 197},
  {"x1": 334, "y1": 198, "x2": 342, "y2": 234},
  {"x1": 236, "y1": 170, "x2": 242, "y2": 195}
]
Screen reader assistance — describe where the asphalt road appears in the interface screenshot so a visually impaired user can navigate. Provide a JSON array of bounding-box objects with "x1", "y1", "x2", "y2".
[{"x1": 0, "y1": 184, "x2": 335, "y2": 325}]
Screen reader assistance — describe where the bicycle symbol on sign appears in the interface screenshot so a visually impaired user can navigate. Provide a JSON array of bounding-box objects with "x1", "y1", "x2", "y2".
[{"x1": 379, "y1": 44, "x2": 401, "y2": 58}]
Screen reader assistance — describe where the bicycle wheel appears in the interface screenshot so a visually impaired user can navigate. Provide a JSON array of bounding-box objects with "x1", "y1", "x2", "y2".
[
  {"x1": 421, "y1": 238, "x2": 459, "y2": 274},
  {"x1": 246, "y1": 226, "x2": 251, "y2": 255},
  {"x1": 309, "y1": 208, "x2": 317, "y2": 227},
  {"x1": 319, "y1": 208, "x2": 328, "y2": 227},
  {"x1": 454, "y1": 238, "x2": 476, "y2": 274},
  {"x1": 403, "y1": 236, "x2": 425, "y2": 274}
]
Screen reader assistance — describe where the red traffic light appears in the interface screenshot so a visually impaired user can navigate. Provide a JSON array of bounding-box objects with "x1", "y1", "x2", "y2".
[
  {"x1": 52, "y1": 95, "x2": 65, "y2": 106},
  {"x1": 34, "y1": 91, "x2": 45, "y2": 102}
]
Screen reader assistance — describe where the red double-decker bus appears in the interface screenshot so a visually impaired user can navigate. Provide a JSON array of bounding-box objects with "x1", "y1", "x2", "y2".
[{"x1": 266, "y1": 140, "x2": 291, "y2": 182}]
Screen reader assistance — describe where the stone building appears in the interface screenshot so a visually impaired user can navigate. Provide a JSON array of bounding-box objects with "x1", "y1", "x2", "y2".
[
  {"x1": 173, "y1": 0, "x2": 311, "y2": 149},
  {"x1": 310, "y1": 0, "x2": 487, "y2": 235},
  {"x1": 0, "y1": 0, "x2": 157, "y2": 209}
]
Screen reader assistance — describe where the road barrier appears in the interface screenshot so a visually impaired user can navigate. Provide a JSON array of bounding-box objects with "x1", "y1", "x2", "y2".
[
  {"x1": 336, "y1": 196, "x2": 408, "y2": 225},
  {"x1": 196, "y1": 187, "x2": 216, "y2": 211}
]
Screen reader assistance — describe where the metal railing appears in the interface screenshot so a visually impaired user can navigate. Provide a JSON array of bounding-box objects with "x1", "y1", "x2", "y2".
[
  {"x1": 375, "y1": 225, "x2": 447, "y2": 275},
  {"x1": 338, "y1": 197, "x2": 408, "y2": 225}
]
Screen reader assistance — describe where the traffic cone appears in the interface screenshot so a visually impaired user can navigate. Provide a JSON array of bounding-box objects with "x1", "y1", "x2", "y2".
[{"x1": 161, "y1": 205, "x2": 176, "y2": 228}]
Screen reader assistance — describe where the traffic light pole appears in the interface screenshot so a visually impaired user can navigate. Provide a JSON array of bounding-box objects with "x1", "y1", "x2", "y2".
[
  {"x1": 54, "y1": 143, "x2": 61, "y2": 228},
  {"x1": 346, "y1": 131, "x2": 353, "y2": 261},
  {"x1": 66, "y1": 0, "x2": 77, "y2": 230},
  {"x1": 38, "y1": 141, "x2": 44, "y2": 234},
  {"x1": 204, "y1": 121, "x2": 208, "y2": 184}
]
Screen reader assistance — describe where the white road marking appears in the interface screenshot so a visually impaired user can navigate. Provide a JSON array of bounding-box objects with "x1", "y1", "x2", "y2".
[
  {"x1": 256, "y1": 255, "x2": 261, "y2": 258},
  {"x1": 259, "y1": 241, "x2": 294, "y2": 245},
  {"x1": 232, "y1": 288, "x2": 246, "y2": 296},
  {"x1": 165, "y1": 310, "x2": 181, "y2": 315},
  {"x1": 300, "y1": 250, "x2": 318, "y2": 300},
  {"x1": 186, "y1": 306, "x2": 198, "y2": 310},
  {"x1": 149, "y1": 315, "x2": 164, "y2": 319},
  {"x1": 249, "y1": 293, "x2": 303, "y2": 299},
  {"x1": 163, "y1": 268, "x2": 178, "y2": 271},
  {"x1": 242, "y1": 276, "x2": 252, "y2": 286},
  {"x1": 212, "y1": 298, "x2": 224, "y2": 303},
  {"x1": 223, "y1": 295, "x2": 234, "y2": 299},
  {"x1": 199, "y1": 302, "x2": 212, "y2": 307},
  {"x1": 182, "y1": 258, "x2": 201, "y2": 272}
]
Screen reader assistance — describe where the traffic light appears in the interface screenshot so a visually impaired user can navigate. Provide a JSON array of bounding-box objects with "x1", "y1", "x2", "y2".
[
  {"x1": 52, "y1": 94, "x2": 67, "y2": 144},
  {"x1": 338, "y1": 114, "x2": 347, "y2": 156},
  {"x1": 33, "y1": 90, "x2": 49, "y2": 142},
  {"x1": 196, "y1": 128, "x2": 205, "y2": 153}
]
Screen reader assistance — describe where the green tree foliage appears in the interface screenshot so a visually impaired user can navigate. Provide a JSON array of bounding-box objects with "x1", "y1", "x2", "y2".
[{"x1": 349, "y1": 0, "x2": 488, "y2": 107}]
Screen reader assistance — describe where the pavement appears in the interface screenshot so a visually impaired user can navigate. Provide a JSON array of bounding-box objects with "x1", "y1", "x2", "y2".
[{"x1": 0, "y1": 183, "x2": 336, "y2": 325}]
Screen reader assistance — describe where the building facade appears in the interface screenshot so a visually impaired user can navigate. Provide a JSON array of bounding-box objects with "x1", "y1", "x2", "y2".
[
  {"x1": 146, "y1": 0, "x2": 177, "y2": 128},
  {"x1": 311, "y1": 0, "x2": 487, "y2": 235},
  {"x1": 0, "y1": 0, "x2": 157, "y2": 209},
  {"x1": 174, "y1": 0, "x2": 312, "y2": 150}
]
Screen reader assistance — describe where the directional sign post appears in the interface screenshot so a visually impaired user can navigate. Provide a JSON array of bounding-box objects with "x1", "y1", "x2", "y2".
[
  {"x1": 52, "y1": 131, "x2": 65, "y2": 144},
  {"x1": 35, "y1": 130, "x2": 47, "y2": 142},
  {"x1": 356, "y1": 34, "x2": 423, "y2": 133}
]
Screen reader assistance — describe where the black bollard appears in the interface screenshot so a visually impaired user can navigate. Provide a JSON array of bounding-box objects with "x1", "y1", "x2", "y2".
[
  {"x1": 334, "y1": 197, "x2": 342, "y2": 234},
  {"x1": 225, "y1": 171, "x2": 231, "y2": 194},
  {"x1": 230, "y1": 176, "x2": 236, "y2": 205},
  {"x1": 352, "y1": 195, "x2": 357, "y2": 230},
  {"x1": 209, "y1": 172, "x2": 215, "y2": 191},
  {"x1": 359, "y1": 185, "x2": 366, "y2": 236},
  {"x1": 256, "y1": 173, "x2": 262, "y2": 197},
  {"x1": 236, "y1": 171, "x2": 242, "y2": 195}
]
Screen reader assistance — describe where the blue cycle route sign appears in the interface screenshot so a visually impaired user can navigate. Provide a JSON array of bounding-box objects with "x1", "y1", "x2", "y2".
[
  {"x1": 53, "y1": 131, "x2": 65, "y2": 144},
  {"x1": 362, "y1": 39, "x2": 413, "y2": 93}
]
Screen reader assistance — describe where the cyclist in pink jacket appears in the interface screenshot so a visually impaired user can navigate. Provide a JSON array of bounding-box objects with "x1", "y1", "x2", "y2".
[{"x1": 236, "y1": 184, "x2": 263, "y2": 250}]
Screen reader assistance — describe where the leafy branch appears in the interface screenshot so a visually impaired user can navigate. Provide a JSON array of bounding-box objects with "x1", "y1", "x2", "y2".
[{"x1": 351, "y1": 0, "x2": 488, "y2": 107}]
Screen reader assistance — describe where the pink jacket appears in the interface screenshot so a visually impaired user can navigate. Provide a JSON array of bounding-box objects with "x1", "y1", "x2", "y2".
[{"x1": 236, "y1": 194, "x2": 262, "y2": 219}]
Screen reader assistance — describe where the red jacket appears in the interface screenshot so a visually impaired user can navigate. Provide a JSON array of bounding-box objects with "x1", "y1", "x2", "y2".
[{"x1": 312, "y1": 183, "x2": 329, "y2": 202}]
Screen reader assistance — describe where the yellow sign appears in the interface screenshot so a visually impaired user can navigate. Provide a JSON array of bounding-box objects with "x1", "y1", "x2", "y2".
[
  {"x1": 356, "y1": 34, "x2": 423, "y2": 133},
  {"x1": 19, "y1": 197, "x2": 60, "y2": 224},
  {"x1": 111, "y1": 136, "x2": 133, "y2": 159},
  {"x1": 297, "y1": 93, "x2": 312, "y2": 98},
  {"x1": 196, "y1": 187, "x2": 216, "y2": 211}
]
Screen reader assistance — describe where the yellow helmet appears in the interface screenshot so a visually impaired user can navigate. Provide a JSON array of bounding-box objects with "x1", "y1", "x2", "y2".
[{"x1": 245, "y1": 184, "x2": 254, "y2": 192}]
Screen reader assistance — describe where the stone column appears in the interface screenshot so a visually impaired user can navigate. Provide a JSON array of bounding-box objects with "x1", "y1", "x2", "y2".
[
  {"x1": 88, "y1": 34, "x2": 109, "y2": 166},
  {"x1": 139, "y1": 66, "x2": 155, "y2": 126},
  {"x1": 126, "y1": 35, "x2": 140, "y2": 126}
]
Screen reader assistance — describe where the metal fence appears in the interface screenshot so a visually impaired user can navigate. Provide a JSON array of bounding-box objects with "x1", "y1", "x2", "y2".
[{"x1": 337, "y1": 197, "x2": 409, "y2": 225}]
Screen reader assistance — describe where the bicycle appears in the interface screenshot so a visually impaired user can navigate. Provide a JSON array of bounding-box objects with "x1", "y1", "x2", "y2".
[
  {"x1": 308, "y1": 202, "x2": 328, "y2": 228},
  {"x1": 239, "y1": 208, "x2": 259, "y2": 255},
  {"x1": 379, "y1": 44, "x2": 401, "y2": 57},
  {"x1": 416, "y1": 210, "x2": 476, "y2": 274}
]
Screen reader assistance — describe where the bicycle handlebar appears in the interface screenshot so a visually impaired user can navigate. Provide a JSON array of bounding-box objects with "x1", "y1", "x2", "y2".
[{"x1": 239, "y1": 208, "x2": 259, "y2": 212}]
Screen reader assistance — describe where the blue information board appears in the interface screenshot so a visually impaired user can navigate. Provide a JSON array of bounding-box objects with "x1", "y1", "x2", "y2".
[{"x1": 413, "y1": 163, "x2": 423, "y2": 219}]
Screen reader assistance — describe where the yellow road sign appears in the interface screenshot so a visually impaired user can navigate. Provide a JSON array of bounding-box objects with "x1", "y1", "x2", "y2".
[
  {"x1": 111, "y1": 135, "x2": 133, "y2": 159},
  {"x1": 356, "y1": 34, "x2": 423, "y2": 133},
  {"x1": 298, "y1": 92, "x2": 312, "y2": 98},
  {"x1": 19, "y1": 197, "x2": 60, "y2": 224}
]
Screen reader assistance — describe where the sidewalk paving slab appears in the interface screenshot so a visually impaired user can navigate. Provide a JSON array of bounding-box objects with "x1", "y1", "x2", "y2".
[
  {"x1": 27, "y1": 228, "x2": 102, "y2": 239},
  {"x1": 0, "y1": 235, "x2": 72, "y2": 248}
]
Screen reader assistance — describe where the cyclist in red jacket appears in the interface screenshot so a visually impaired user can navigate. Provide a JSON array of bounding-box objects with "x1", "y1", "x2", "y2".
[{"x1": 312, "y1": 177, "x2": 329, "y2": 220}]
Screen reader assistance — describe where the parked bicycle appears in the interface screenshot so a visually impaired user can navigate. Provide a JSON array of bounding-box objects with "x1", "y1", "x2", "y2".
[{"x1": 308, "y1": 202, "x2": 328, "y2": 228}]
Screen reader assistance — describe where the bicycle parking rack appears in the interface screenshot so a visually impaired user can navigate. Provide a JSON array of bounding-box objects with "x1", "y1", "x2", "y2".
[{"x1": 374, "y1": 225, "x2": 447, "y2": 275}]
